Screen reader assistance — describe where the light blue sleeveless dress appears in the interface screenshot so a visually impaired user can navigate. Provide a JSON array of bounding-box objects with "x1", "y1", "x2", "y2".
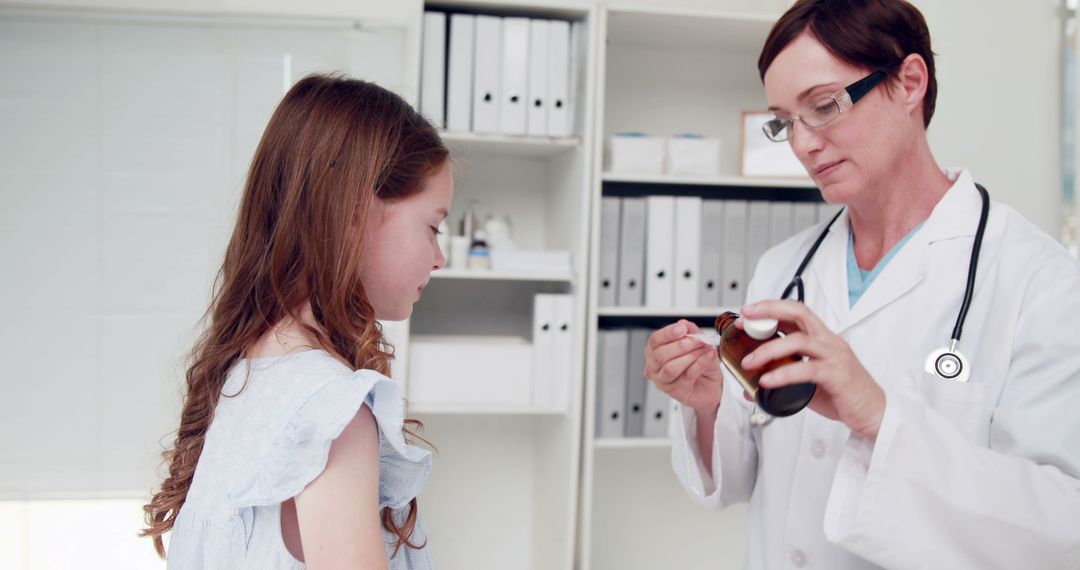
[{"x1": 165, "y1": 349, "x2": 434, "y2": 569}]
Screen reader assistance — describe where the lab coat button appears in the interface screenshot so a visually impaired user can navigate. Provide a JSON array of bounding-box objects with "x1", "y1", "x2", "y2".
[
  {"x1": 790, "y1": 549, "x2": 808, "y2": 567},
  {"x1": 810, "y1": 439, "x2": 826, "y2": 459}
]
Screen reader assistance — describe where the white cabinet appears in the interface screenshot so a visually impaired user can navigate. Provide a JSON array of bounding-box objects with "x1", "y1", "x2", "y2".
[
  {"x1": 578, "y1": 5, "x2": 819, "y2": 570},
  {"x1": 403, "y1": 2, "x2": 596, "y2": 568}
]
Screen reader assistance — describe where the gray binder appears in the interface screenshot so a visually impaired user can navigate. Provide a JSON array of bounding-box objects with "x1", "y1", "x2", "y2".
[
  {"x1": 793, "y1": 202, "x2": 818, "y2": 234},
  {"x1": 599, "y1": 197, "x2": 622, "y2": 307},
  {"x1": 643, "y1": 375, "x2": 671, "y2": 438},
  {"x1": 769, "y1": 201, "x2": 794, "y2": 247},
  {"x1": 699, "y1": 199, "x2": 724, "y2": 308},
  {"x1": 617, "y1": 197, "x2": 646, "y2": 307},
  {"x1": 817, "y1": 202, "x2": 844, "y2": 224},
  {"x1": 624, "y1": 327, "x2": 651, "y2": 437},
  {"x1": 721, "y1": 200, "x2": 749, "y2": 307},
  {"x1": 746, "y1": 201, "x2": 771, "y2": 286},
  {"x1": 596, "y1": 329, "x2": 629, "y2": 438}
]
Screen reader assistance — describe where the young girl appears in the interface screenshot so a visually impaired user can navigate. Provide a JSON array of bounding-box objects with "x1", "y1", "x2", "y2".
[{"x1": 142, "y1": 74, "x2": 452, "y2": 569}]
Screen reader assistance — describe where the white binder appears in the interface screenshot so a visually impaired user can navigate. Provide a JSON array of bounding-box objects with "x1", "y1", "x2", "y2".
[
  {"x1": 769, "y1": 201, "x2": 794, "y2": 247},
  {"x1": 746, "y1": 201, "x2": 771, "y2": 283},
  {"x1": 565, "y1": 19, "x2": 585, "y2": 137},
  {"x1": 817, "y1": 202, "x2": 844, "y2": 224},
  {"x1": 699, "y1": 199, "x2": 724, "y2": 309},
  {"x1": 645, "y1": 195, "x2": 676, "y2": 308},
  {"x1": 499, "y1": 17, "x2": 529, "y2": 136},
  {"x1": 617, "y1": 197, "x2": 646, "y2": 307},
  {"x1": 527, "y1": 19, "x2": 550, "y2": 137},
  {"x1": 420, "y1": 12, "x2": 446, "y2": 129},
  {"x1": 721, "y1": 200, "x2": 749, "y2": 307},
  {"x1": 596, "y1": 329, "x2": 629, "y2": 439},
  {"x1": 547, "y1": 20, "x2": 570, "y2": 137},
  {"x1": 551, "y1": 294, "x2": 575, "y2": 412},
  {"x1": 472, "y1": 15, "x2": 502, "y2": 134},
  {"x1": 625, "y1": 328, "x2": 650, "y2": 437},
  {"x1": 673, "y1": 196, "x2": 702, "y2": 309},
  {"x1": 793, "y1": 202, "x2": 818, "y2": 233},
  {"x1": 531, "y1": 293, "x2": 557, "y2": 408},
  {"x1": 599, "y1": 197, "x2": 621, "y2": 307},
  {"x1": 446, "y1": 14, "x2": 475, "y2": 133}
]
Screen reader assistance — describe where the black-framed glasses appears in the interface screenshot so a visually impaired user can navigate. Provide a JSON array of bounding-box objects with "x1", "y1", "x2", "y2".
[{"x1": 762, "y1": 71, "x2": 887, "y2": 142}]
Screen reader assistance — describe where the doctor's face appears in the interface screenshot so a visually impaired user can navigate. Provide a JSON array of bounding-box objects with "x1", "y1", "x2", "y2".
[{"x1": 763, "y1": 33, "x2": 915, "y2": 205}]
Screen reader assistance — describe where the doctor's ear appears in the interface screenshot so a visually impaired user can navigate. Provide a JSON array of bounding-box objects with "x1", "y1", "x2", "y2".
[{"x1": 895, "y1": 53, "x2": 930, "y2": 120}]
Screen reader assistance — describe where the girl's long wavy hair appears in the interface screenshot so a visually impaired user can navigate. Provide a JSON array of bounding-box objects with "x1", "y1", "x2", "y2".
[{"x1": 141, "y1": 73, "x2": 448, "y2": 558}]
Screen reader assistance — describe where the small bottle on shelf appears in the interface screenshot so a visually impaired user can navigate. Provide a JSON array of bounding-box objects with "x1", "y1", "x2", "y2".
[{"x1": 468, "y1": 229, "x2": 492, "y2": 270}]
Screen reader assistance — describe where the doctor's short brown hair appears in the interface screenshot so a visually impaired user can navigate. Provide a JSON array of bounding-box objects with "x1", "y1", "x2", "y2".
[{"x1": 758, "y1": 0, "x2": 938, "y2": 128}]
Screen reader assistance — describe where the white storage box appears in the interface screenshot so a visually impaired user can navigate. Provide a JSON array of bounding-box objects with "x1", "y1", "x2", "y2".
[
  {"x1": 666, "y1": 134, "x2": 722, "y2": 176},
  {"x1": 609, "y1": 133, "x2": 665, "y2": 174},
  {"x1": 408, "y1": 335, "x2": 533, "y2": 407},
  {"x1": 489, "y1": 249, "x2": 572, "y2": 274}
]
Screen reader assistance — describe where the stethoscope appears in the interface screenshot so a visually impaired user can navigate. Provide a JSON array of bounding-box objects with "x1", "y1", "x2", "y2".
[{"x1": 749, "y1": 183, "x2": 991, "y2": 427}]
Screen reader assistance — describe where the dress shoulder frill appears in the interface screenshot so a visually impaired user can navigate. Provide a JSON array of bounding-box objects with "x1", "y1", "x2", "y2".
[{"x1": 211, "y1": 368, "x2": 432, "y2": 552}]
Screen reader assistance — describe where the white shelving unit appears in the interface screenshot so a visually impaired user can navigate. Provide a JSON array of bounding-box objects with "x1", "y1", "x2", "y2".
[
  {"x1": 398, "y1": 2, "x2": 816, "y2": 569},
  {"x1": 579, "y1": 4, "x2": 817, "y2": 570},
  {"x1": 598, "y1": 306, "x2": 734, "y2": 318},
  {"x1": 401, "y1": 2, "x2": 597, "y2": 569},
  {"x1": 602, "y1": 171, "x2": 813, "y2": 188},
  {"x1": 442, "y1": 130, "x2": 581, "y2": 157},
  {"x1": 431, "y1": 268, "x2": 574, "y2": 282}
]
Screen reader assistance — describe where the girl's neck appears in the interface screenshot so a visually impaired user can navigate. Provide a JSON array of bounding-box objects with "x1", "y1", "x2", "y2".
[{"x1": 246, "y1": 303, "x2": 320, "y2": 359}]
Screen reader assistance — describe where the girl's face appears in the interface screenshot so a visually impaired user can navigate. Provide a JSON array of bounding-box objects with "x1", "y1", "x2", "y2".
[
  {"x1": 359, "y1": 161, "x2": 453, "y2": 321},
  {"x1": 763, "y1": 32, "x2": 912, "y2": 205}
]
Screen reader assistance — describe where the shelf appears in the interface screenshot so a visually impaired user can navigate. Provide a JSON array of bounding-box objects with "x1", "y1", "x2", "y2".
[
  {"x1": 411, "y1": 402, "x2": 568, "y2": 415},
  {"x1": 602, "y1": 171, "x2": 814, "y2": 189},
  {"x1": 426, "y1": 0, "x2": 590, "y2": 20},
  {"x1": 431, "y1": 268, "x2": 573, "y2": 283},
  {"x1": 606, "y1": 4, "x2": 778, "y2": 54},
  {"x1": 598, "y1": 306, "x2": 733, "y2": 318},
  {"x1": 442, "y1": 131, "x2": 581, "y2": 158},
  {"x1": 594, "y1": 437, "x2": 672, "y2": 449}
]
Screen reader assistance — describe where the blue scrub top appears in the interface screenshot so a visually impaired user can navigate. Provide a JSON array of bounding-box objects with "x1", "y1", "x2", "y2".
[{"x1": 847, "y1": 223, "x2": 923, "y2": 307}]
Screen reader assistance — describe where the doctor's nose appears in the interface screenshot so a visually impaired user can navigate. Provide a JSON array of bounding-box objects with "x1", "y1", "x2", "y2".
[{"x1": 788, "y1": 120, "x2": 824, "y2": 163}]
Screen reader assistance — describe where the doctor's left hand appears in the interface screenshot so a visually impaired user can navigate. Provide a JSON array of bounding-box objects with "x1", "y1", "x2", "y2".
[{"x1": 740, "y1": 300, "x2": 886, "y2": 440}]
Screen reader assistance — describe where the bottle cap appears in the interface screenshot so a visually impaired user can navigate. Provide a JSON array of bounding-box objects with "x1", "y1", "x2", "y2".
[{"x1": 743, "y1": 317, "x2": 778, "y2": 340}]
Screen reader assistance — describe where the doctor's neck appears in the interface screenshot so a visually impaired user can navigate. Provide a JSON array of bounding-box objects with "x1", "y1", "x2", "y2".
[{"x1": 845, "y1": 135, "x2": 951, "y2": 271}]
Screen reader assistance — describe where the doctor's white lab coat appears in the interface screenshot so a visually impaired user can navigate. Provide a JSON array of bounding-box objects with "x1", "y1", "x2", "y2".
[{"x1": 672, "y1": 169, "x2": 1080, "y2": 569}]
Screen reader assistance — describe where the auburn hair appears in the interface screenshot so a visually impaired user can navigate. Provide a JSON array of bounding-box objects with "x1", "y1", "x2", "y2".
[
  {"x1": 758, "y1": 0, "x2": 938, "y2": 127},
  {"x1": 141, "y1": 73, "x2": 448, "y2": 558}
]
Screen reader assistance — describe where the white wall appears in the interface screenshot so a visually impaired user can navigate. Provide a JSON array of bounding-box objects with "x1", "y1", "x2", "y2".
[
  {"x1": 3, "y1": 0, "x2": 419, "y2": 25},
  {"x1": 0, "y1": 7, "x2": 411, "y2": 498},
  {"x1": 921, "y1": 0, "x2": 1063, "y2": 235}
]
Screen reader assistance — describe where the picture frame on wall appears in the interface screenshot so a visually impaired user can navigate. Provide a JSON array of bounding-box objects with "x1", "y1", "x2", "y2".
[{"x1": 739, "y1": 110, "x2": 811, "y2": 178}]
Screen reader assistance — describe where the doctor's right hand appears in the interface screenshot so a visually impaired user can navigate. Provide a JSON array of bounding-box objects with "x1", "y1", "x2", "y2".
[{"x1": 644, "y1": 320, "x2": 725, "y2": 417}]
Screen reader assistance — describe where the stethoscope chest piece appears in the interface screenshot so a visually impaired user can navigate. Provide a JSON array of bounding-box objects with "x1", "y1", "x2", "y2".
[{"x1": 924, "y1": 346, "x2": 971, "y2": 383}]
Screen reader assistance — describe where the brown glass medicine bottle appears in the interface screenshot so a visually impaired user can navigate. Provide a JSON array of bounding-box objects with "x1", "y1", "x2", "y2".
[{"x1": 715, "y1": 311, "x2": 816, "y2": 417}]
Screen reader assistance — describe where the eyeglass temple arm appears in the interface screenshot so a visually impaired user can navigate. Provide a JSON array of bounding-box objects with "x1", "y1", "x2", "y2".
[{"x1": 845, "y1": 71, "x2": 887, "y2": 104}]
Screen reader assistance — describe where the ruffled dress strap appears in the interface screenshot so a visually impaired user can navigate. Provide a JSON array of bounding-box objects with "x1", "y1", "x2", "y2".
[{"x1": 227, "y1": 368, "x2": 433, "y2": 512}]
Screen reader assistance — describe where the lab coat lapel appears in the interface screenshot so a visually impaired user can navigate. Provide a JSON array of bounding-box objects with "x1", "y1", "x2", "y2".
[
  {"x1": 832, "y1": 169, "x2": 982, "y2": 335},
  {"x1": 805, "y1": 209, "x2": 851, "y2": 331}
]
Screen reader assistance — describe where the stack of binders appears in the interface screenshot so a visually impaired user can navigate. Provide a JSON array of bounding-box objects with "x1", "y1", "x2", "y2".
[
  {"x1": 595, "y1": 328, "x2": 673, "y2": 439},
  {"x1": 420, "y1": 11, "x2": 583, "y2": 137},
  {"x1": 598, "y1": 196, "x2": 843, "y2": 310}
]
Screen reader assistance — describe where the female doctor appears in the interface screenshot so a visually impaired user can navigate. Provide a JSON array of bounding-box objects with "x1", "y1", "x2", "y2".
[{"x1": 644, "y1": 0, "x2": 1080, "y2": 568}]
